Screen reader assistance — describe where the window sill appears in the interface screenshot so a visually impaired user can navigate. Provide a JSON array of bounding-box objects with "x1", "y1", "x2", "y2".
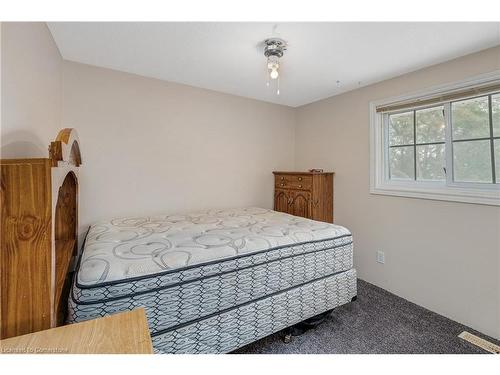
[{"x1": 370, "y1": 182, "x2": 500, "y2": 206}]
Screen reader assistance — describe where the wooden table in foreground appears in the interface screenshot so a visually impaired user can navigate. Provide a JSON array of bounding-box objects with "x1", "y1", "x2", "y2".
[{"x1": 0, "y1": 309, "x2": 153, "y2": 354}]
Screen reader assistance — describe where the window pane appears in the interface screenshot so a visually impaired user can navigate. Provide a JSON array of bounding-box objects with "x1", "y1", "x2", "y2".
[
  {"x1": 416, "y1": 106, "x2": 445, "y2": 143},
  {"x1": 389, "y1": 146, "x2": 414, "y2": 180},
  {"x1": 453, "y1": 140, "x2": 492, "y2": 183},
  {"x1": 495, "y1": 139, "x2": 500, "y2": 184},
  {"x1": 493, "y1": 93, "x2": 500, "y2": 137},
  {"x1": 416, "y1": 144, "x2": 445, "y2": 181},
  {"x1": 389, "y1": 112, "x2": 414, "y2": 146},
  {"x1": 451, "y1": 96, "x2": 490, "y2": 140}
]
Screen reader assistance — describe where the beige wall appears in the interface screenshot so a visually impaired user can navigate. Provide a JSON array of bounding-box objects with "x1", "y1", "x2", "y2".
[
  {"x1": 295, "y1": 46, "x2": 500, "y2": 339},
  {"x1": 1, "y1": 22, "x2": 62, "y2": 158},
  {"x1": 61, "y1": 61, "x2": 295, "y2": 233},
  {"x1": 0, "y1": 21, "x2": 295, "y2": 257}
]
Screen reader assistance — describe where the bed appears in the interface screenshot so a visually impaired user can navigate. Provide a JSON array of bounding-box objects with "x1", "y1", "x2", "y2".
[{"x1": 68, "y1": 207, "x2": 357, "y2": 353}]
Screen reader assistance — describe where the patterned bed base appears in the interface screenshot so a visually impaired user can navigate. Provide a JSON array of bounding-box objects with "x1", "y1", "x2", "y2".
[
  {"x1": 151, "y1": 268, "x2": 357, "y2": 354},
  {"x1": 68, "y1": 237, "x2": 354, "y2": 338}
]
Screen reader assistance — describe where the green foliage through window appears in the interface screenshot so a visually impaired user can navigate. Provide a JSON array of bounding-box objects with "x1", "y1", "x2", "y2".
[
  {"x1": 387, "y1": 92, "x2": 499, "y2": 184},
  {"x1": 389, "y1": 105, "x2": 446, "y2": 182}
]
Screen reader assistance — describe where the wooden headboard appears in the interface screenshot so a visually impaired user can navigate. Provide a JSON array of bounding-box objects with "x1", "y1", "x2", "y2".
[{"x1": 1, "y1": 128, "x2": 82, "y2": 339}]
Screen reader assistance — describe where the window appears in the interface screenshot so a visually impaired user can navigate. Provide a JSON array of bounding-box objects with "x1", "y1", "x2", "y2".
[
  {"x1": 388, "y1": 106, "x2": 446, "y2": 181},
  {"x1": 370, "y1": 73, "x2": 500, "y2": 206},
  {"x1": 451, "y1": 95, "x2": 498, "y2": 183}
]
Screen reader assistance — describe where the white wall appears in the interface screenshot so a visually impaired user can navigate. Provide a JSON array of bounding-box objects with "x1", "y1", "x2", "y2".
[
  {"x1": 61, "y1": 61, "x2": 296, "y2": 232},
  {"x1": 1, "y1": 22, "x2": 62, "y2": 158},
  {"x1": 294, "y1": 46, "x2": 500, "y2": 339}
]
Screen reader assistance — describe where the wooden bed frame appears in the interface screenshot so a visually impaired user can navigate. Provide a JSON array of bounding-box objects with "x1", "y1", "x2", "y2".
[{"x1": 1, "y1": 128, "x2": 82, "y2": 339}]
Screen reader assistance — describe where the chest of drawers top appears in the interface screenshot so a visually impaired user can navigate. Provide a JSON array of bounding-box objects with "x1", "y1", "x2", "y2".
[{"x1": 273, "y1": 171, "x2": 333, "y2": 190}]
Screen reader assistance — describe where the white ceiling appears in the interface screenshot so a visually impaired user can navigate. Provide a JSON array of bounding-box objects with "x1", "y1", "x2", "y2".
[{"x1": 47, "y1": 22, "x2": 500, "y2": 107}]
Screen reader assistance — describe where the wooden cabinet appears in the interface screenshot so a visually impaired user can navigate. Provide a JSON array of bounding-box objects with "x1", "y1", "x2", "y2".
[
  {"x1": 1, "y1": 129, "x2": 82, "y2": 339},
  {"x1": 273, "y1": 171, "x2": 334, "y2": 223}
]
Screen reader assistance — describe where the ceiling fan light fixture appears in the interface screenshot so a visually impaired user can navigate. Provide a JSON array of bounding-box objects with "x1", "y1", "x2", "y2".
[{"x1": 263, "y1": 38, "x2": 287, "y2": 92}]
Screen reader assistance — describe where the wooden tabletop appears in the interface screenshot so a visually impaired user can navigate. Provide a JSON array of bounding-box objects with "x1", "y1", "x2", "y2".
[{"x1": 0, "y1": 309, "x2": 153, "y2": 354}]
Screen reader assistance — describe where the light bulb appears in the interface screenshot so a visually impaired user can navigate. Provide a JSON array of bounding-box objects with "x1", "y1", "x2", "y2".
[{"x1": 270, "y1": 68, "x2": 279, "y2": 80}]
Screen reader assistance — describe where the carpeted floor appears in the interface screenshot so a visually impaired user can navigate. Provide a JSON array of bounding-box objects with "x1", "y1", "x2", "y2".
[{"x1": 235, "y1": 279, "x2": 499, "y2": 354}]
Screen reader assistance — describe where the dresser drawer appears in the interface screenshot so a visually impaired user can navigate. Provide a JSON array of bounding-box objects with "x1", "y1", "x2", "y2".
[{"x1": 275, "y1": 174, "x2": 312, "y2": 190}]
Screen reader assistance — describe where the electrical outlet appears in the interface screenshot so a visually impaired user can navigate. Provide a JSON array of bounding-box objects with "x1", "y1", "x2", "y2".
[{"x1": 376, "y1": 251, "x2": 385, "y2": 264}]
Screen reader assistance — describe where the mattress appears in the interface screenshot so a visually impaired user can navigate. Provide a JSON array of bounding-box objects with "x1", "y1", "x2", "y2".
[{"x1": 68, "y1": 207, "x2": 356, "y2": 353}]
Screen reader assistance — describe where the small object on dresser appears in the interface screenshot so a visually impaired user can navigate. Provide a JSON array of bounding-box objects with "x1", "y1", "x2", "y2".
[{"x1": 308, "y1": 169, "x2": 324, "y2": 173}]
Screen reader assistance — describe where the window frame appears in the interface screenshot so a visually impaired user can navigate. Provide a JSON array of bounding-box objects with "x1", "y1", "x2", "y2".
[{"x1": 370, "y1": 72, "x2": 500, "y2": 206}]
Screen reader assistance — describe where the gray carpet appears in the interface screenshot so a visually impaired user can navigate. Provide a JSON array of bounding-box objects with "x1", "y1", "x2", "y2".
[{"x1": 235, "y1": 279, "x2": 499, "y2": 354}]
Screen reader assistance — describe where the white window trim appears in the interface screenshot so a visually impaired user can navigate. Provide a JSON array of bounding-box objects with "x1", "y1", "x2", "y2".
[{"x1": 370, "y1": 71, "x2": 500, "y2": 206}]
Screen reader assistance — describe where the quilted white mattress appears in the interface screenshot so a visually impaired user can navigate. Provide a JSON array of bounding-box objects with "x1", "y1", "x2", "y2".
[{"x1": 78, "y1": 207, "x2": 351, "y2": 286}]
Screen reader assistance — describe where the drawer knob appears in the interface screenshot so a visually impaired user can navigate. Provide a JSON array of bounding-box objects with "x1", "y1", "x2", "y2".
[
  {"x1": 298, "y1": 185, "x2": 302, "y2": 188},
  {"x1": 280, "y1": 183, "x2": 284, "y2": 186},
  {"x1": 298, "y1": 177, "x2": 302, "y2": 181},
  {"x1": 280, "y1": 177, "x2": 284, "y2": 180}
]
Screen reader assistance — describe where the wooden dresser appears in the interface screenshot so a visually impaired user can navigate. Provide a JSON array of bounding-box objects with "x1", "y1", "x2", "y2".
[
  {"x1": 273, "y1": 171, "x2": 334, "y2": 223},
  {"x1": 1, "y1": 129, "x2": 82, "y2": 339}
]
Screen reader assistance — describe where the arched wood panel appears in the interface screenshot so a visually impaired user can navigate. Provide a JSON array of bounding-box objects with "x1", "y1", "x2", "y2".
[
  {"x1": 290, "y1": 191, "x2": 312, "y2": 219},
  {"x1": 274, "y1": 189, "x2": 289, "y2": 213},
  {"x1": 50, "y1": 128, "x2": 82, "y2": 167},
  {"x1": 54, "y1": 172, "x2": 78, "y2": 325},
  {"x1": 55, "y1": 172, "x2": 77, "y2": 242}
]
